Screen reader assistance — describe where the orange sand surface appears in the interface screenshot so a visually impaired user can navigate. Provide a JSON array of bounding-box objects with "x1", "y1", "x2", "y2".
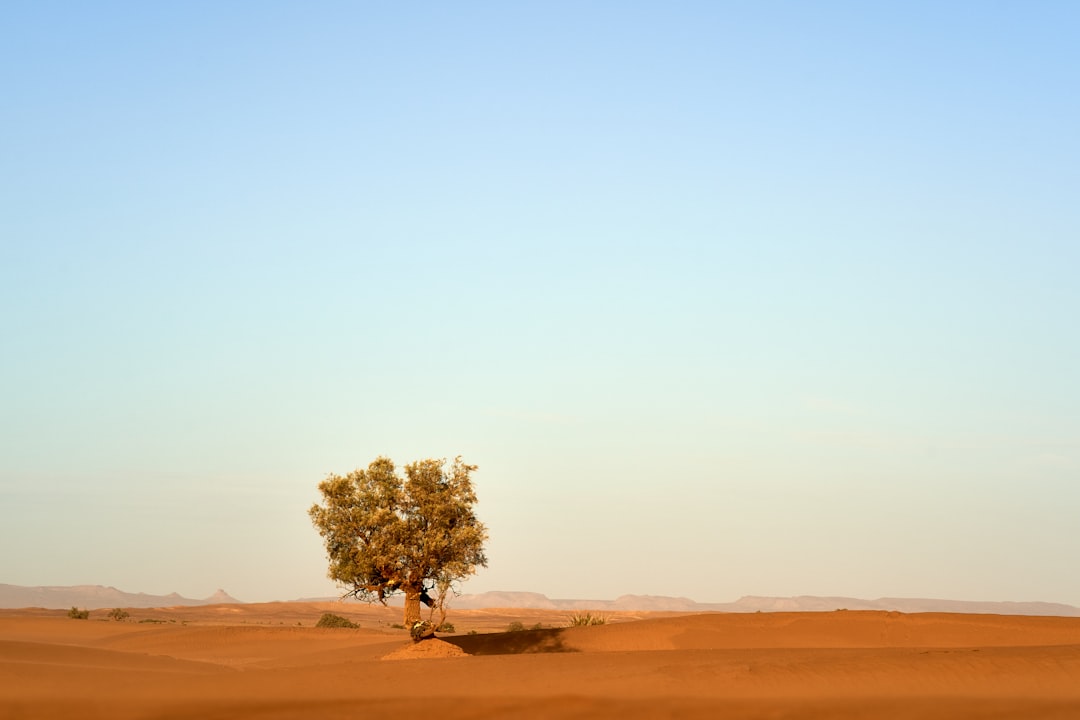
[{"x1": 3, "y1": 602, "x2": 1080, "y2": 719}]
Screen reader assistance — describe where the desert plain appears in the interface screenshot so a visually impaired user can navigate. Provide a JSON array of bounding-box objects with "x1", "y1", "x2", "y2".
[{"x1": 3, "y1": 601, "x2": 1080, "y2": 719}]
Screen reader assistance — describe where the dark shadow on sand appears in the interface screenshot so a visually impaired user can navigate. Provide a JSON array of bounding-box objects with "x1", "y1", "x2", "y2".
[{"x1": 443, "y1": 627, "x2": 577, "y2": 655}]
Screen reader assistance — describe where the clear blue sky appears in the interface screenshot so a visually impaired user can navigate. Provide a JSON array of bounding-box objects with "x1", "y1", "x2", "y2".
[{"x1": 2, "y1": 2, "x2": 1078, "y2": 605}]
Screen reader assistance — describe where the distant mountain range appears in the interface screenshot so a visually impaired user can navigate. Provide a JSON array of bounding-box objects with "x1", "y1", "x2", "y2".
[
  {"x1": 4, "y1": 584, "x2": 1077, "y2": 617},
  {"x1": 712, "y1": 595, "x2": 1080, "y2": 617},
  {"x1": 446, "y1": 591, "x2": 1080, "y2": 617},
  {"x1": 0, "y1": 584, "x2": 240, "y2": 610}
]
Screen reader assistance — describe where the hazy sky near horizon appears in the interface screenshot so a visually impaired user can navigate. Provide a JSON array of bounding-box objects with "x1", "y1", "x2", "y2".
[{"x1": 2, "y1": 2, "x2": 1079, "y2": 606}]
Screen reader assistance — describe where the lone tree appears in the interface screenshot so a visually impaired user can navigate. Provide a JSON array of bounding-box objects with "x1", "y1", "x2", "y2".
[{"x1": 309, "y1": 456, "x2": 488, "y2": 628}]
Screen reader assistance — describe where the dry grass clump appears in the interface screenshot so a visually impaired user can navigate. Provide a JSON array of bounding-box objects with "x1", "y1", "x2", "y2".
[{"x1": 566, "y1": 612, "x2": 606, "y2": 627}]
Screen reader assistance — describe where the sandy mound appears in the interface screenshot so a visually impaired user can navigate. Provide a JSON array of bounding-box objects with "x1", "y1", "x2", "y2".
[
  {"x1": 552, "y1": 610, "x2": 1080, "y2": 653},
  {"x1": 381, "y1": 637, "x2": 471, "y2": 660}
]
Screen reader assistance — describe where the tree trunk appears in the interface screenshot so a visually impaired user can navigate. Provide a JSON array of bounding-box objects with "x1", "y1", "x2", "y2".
[{"x1": 403, "y1": 585, "x2": 423, "y2": 627}]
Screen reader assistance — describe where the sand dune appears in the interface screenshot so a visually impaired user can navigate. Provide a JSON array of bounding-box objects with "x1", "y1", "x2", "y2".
[{"x1": 3, "y1": 603, "x2": 1079, "y2": 719}]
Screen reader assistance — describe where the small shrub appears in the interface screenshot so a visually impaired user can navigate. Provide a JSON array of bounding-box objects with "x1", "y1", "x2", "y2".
[
  {"x1": 389, "y1": 623, "x2": 405, "y2": 629},
  {"x1": 437, "y1": 622, "x2": 456, "y2": 633},
  {"x1": 139, "y1": 618, "x2": 166, "y2": 624},
  {"x1": 67, "y1": 607, "x2": 89, "y2": 620},
  {"x1": 315, "y1": 613, "x2": 358, "y2": 629},
  {"x1": 507, "y1": 621, "x2": 526, "y2": 632},
  {"x1": 566, "y1": 612, "x2": 606, "y2": 627},
  {"x1": 108, "y1": 608, "x2": 130, "y2": 622},
  {"x1": 467, "y1": 629, "x2": 478, "y2": 635},
  {"x1": 530, "y1": 622, "x2": 546, "y2": 631}
]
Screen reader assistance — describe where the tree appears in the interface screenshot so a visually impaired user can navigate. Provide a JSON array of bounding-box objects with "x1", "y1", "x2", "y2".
[{"x1": 309, "y1": 456, "x2": 488, "y2": 628}]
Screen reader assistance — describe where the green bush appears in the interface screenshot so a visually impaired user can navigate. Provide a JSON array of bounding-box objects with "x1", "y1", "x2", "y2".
[
  {"x1": 107, "y1": 608, "x2": 130, "y2": 622},
  {"x1": 507, "y1": 621, "x2": 526, "y2": 632},
  {"x1": 315, "y1": 613, "x2": 358, "y2": 629},
  {"x1": 437, "y1": 622, "x2": 456, "y2": 633},
  {"x1": 566, "y1": 612, "x2": 606, "y2": 627},
  {"x1": 67, "y1": 607, "x2": 89, "y2": 620}
]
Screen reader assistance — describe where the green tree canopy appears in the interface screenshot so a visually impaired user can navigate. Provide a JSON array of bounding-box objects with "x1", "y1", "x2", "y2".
[{"x1": 309, "y1": 456, "x2": 488, "y2": 626}]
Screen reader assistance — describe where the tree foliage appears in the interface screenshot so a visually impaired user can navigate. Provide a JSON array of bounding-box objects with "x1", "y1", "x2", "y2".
[{"x1": 309, "y1": 456, "x2": 487, "y2": 626}]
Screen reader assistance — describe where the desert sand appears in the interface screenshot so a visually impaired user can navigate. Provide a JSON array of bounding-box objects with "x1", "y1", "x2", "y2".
[{"x1": 3, "y1": 602, "x2": 1080, "y2": 719}]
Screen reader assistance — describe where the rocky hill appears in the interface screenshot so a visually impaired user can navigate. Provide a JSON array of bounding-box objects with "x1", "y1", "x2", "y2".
[
  {"x1": 449, "y1": 591, "x2": 1079, "y2": 616},
  {"x1": 5, "y1": 584, "x2": 1076, "y2": 616},
  {"x1": 0, "y1": 584, "x2": 241, "y2": 609}
]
